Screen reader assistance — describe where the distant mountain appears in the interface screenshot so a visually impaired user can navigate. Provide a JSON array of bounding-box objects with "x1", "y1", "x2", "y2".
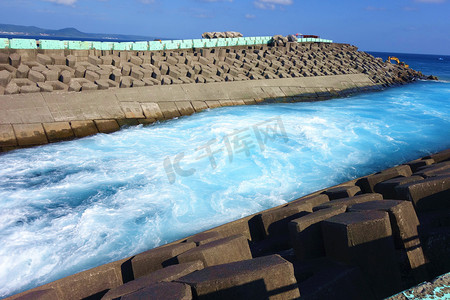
[{"x1": 0, "y1": 24, "x2": 165, "y2": 41}]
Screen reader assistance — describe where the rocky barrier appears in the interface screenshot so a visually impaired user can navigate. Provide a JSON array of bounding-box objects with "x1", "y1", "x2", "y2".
[
  {"x1": 0, "y1": 42, "x2": 427, "y2": 152},
  {"x1": 7, "y1": 148, "x2": 450, "y2": 299}
]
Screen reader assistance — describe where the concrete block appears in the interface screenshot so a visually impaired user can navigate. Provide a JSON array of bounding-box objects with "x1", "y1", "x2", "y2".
[
  {"x1": 348, "y1": 200, "x2": 427, "y2": 280},
  {"x1": 131, "y1": 78, "x2": 146, "y2": 87},
  {"x1": 9, "y1": 53, "x2": 21, "y2": 68},
  {"x1": 117, "y1": 119, "x2": 139, "y2": 127},
  {"x1": 288, "y1": 194, "x2": 329, "y2": 209},
  {"x1": 110, "y1": 69, "x2": 122, "y2": 82},
  {"x1": 95, "y1": 79, "x2": 109, "y2": 90},
  {"x1": 43, "y1": 122, "x2": 74, "y2": 142},
  {"x1": 131, "y1": 242, "x2": 196, "y2": 279},
  {"x1": 120, "y1": 282, "x2": 192, "y2": 300},
  {"x1": 4, "y1": 82, "x2": 19, "y2": 94},
  {"x1": 178, "y1": 254, "x2": 300, "y2": 300},
  {"x1": 415, "y1": 161, "x2": 450, "y2": 178},
  {"x1": 85, "y1": 70, "x2": 100, "y2": 82},
  {"x1": 120, "y1": 102, "x2": 145, "y2": 119},
  {"x1": 175, "y1": 101, "x2": 195, "y2": 116},
  {"x1": 81, "y1": 82, "x2": 98, "y2": 91},
  {"x1": 158, "y1": 102, "x2": 181, "y2": 119},
  {"x1": 27, "y1": 70, "x2": 45, "y2": 83},
  {"x1": 50, "y1": 55, "x2": 66, "y2": 65},
  {"x1": 314, "y1": 193, "x2": 383, "y2": 211},
  {"x1": 424, "y1": 148, "x2": 450, "y2": 163},
  {"x1": 88, "y1": 55, "x2": 102, "y2": 66},
  {"x1": 70, "y1": 120, "x2": 99, "y2": 138},
  {"x1": 405, "y1": 159, "x2": 435, "y2": 173},
  {"x1": 0, "y1": 124, "x2": 18, "y2": 147},
  {"x1": 20, "y1": 84, "x2": 40, "y2": 94},
  {"x1": 0, "y1": 70, "x2": 12, "y2": 87},
  {"x1": 0, "y1": 53, "x2": 7, "y2": 64},
  {"x1": 130, "y1": 68, "x2": 144, "y2": 80},
  {"x1": 13, "y1": 289, "x2": 58, "y2": 300},
  {"x1": 120, "y1": 77, "x2": 132, "y2": 88},
  {"x1": 42, "y1": 69, "x2": 58, "y2": 81},
  {"x1": 357, "y1": 165, "x2": 412, "y2": 193},
  {"x1": 36, "y1": 54, "x2": 52, "y2": 66},
  {"x1": 45, "y1": 78, "x2": 70, "y2": 91},
  {"x1": 74, "y1": 66, "x2": 86, "y2": 78},
  {"x1": 190, "y1": 101, "x2": 208, "y2": 112},
  {"x1": 178, "y1": 235, "x2": 252, "y2": 267},
  {"x1": 129, "y1": 56, "x2": 143, "y2": 66},
  {"x1": 323, "y1": 185, "x2": 361, "y2": 200},
  {"x1": 185, "y1": 231, "x2": 223, "y2": 246},
  {"x1": 68, "y1": 80, "x2": 82, "y2": 92},
  {"x1": 289, "y1": 205, "x2": 346, "y2": 260},
  {"x1": 322, "y1": 211, "x2": 402, "y2": 298},
  {"x1": 94, "y1": 119, "x2": 119, "y2": 134},
  {"x1": 13, "y1": 124, "x2": 48, "y2": 146},
  {"x1": 205, "y1": 100, "x2": 222, "y2": 109},
  {"x1": 59, "y1": 70, "x2": 72, "y2": 84},
  {"x1": 16, "y1": 64, "x2": 30, "y2": 78},
  {"x1": 256, "y1": 201, "x2": 312, "y2": 239},
  {"x1": 374, "y1": 176, "x2": 424, "y2": 199},
  {"x1": 395, "y1": 175, "x2": 450, "y2": 211},
  {"x1": 102, "y1": 262, "x2": 203, "y2": 300},
  {"x1": 141, "y1": 103, "x2": 164, "y2": 121},
  {"x1": 66, "y1": 55, "x2": 76, "y2": 67}
]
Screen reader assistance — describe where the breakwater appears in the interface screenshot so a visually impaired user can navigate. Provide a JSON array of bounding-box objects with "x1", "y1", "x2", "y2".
[
  {"x1": 6, "y1": 148, "x2": 450, "y2": 299},
  {"x1": 0, "y1": 41, "x2": 424, "y2": 151}
]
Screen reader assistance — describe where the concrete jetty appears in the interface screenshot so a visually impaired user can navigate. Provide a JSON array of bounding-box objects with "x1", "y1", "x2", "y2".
[
  {"x1": 0, "y1": 41, "x2": 424, "y2": 152},
  {"x1": 6, "y1": 148, "x2": 449, "y2": 299}
]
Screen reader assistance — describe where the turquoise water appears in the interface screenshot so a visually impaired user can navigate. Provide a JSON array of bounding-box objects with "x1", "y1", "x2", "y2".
[{"x1": 0, "y1": 54, "x2": 449, "y2": 297}]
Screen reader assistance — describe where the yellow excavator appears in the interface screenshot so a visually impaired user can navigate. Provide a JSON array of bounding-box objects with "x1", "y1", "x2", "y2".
[{"x1": 387, "y1": 56, "x2": 409, "y2": 68}]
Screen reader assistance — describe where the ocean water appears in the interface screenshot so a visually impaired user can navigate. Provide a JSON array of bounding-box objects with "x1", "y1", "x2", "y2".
[{"x1": 0, "y1": 53, "x2": 449, "y2": 297}]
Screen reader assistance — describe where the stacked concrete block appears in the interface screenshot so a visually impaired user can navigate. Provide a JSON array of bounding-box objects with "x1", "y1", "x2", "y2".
[
  {"x1": 314, "y1": 193, "x2": 383, "y2": 211},
  {"x1": 130, "y1": 242, "x2": 196, "y2": 279},
  {"x1": 395, "y1": 174, "x2": 450, "y2": 211},
  {"x1": 348, "y1": 200, "x2": 428, "y2": 283},
  {"x1": 177, "y1": 235, "x2": 252, "y2": 267},
  {"x1": 102, "y1": 261, "x2": 203, "y2": 300},
  {"x1": 289, "y1": 205, "x2": 346, "y2": 260},
  {"x1": 357, "y1": 165, "x2": 413, "y2": 193},
  {"x1": 178, "y1": 255, "x2": 300, "y2": 299},
  {"x1": 322, "y1": 211, "x2": 403, "y2": 298},
  {"x1": 322, "y1": 185, "x2": 362, "y2": 200}
]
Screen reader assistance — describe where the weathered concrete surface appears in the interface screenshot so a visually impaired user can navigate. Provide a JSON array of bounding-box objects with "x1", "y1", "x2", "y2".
[
  {"x1": 322, "y1": 211, "x2": 402, "y2": 298},
  {"x1": 6, "y1": 148, "x2": 450, "y2": 300},
  {"x1": 0, "y1": 73, "x2": 382, "y2": 151},
  {"x1": 177, "y1": 255, "x2": 300, "y2": 300},
  {"x1": 0, "y1": 41, "x2": 426, "y2": 151}
]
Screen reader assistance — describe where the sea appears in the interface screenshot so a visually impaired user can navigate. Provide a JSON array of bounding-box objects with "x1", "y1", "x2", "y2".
[{"x1": 0, "y1": 51, "x2": 449, "y2": 297}]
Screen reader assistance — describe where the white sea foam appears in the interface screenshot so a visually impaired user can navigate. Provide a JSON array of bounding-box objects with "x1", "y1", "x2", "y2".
[{"x1": 0, "y1": 81, "x2": 449, "y2": 297}]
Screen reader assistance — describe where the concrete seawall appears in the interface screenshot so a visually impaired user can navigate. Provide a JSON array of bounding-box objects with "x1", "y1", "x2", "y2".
[
  {"x1": 0, "y1": 73, "x2": 380, "y2": 152},
  {"x1": 7, "y1": 148, "x2": 450, "y2": 299},
  {"x1": 0, "y1": 42, "x2": 424, "y2": 152}
]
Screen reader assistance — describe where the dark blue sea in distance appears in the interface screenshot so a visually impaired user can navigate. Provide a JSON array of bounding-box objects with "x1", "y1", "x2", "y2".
[{"x1": 0, "y1": 51, "x2": 449, "y2": 297}]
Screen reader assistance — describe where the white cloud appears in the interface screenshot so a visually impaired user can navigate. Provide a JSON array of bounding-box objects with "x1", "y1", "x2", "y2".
[
  {"x1": 245, "y1": 14, "x2": 256, "y2": 19},
  {"x1": 254, "y1": 0, "x2": 293, "y2": 10},
  {"x1": 44, "y1": 0, "x2": 77, "y2": 5},
  {"x1": 201, "y1": 0, "x2": 233, "y2": 2}
]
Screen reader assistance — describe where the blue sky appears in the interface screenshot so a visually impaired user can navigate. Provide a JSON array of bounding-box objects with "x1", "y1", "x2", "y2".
[{"x1": 0, "y1": 0, "x2": 449, "y2": 55}]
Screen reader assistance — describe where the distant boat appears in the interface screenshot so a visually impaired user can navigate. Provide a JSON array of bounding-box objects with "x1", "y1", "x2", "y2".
[{"x1": 438, "y1": 57, "x2": 444, "y2": 60}]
